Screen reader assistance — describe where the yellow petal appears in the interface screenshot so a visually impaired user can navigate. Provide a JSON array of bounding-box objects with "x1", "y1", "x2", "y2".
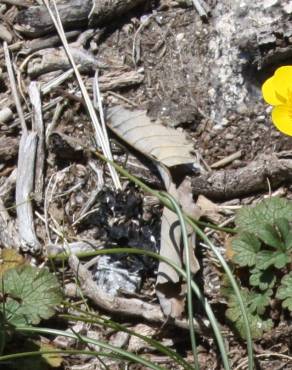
[
  {"x1": 272, "y1": 66, "x2": 292, "y2": 102},
  {"x1": 271, "y1": 105, "x2": 292, "y2": 136},
  {"x1": 262, "y1": 76, "x2": 285, "y2": 105},
  {"x1": 274, "y1": 65, "x2": 292, "y2": 80},
  {"x1": 262, "y1": 66, "x2": 292, "y2": 106}
]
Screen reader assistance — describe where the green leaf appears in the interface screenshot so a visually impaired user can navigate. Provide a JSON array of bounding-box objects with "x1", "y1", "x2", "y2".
[
  {"x1": 225, "y1": 289, "x2": 273, "y2": 339},
  {"x1": 229, "y1": 311, "x2": 273, "y2": 340},
  {"x1": 256, "y1": 223, "x2": 283, "y2": 249},
  {"x1": 256, "y1": 250, "x2": 289, "y2": 270},
  {"x1": 1, "y1": 266, "x2": 63, "y2": 326},
  {"x1": 256, "y1": 218, "x2": 292, "y2": 250},
  {"x1": 284, "y1": 230, "x2": 292, "y2": 250},
  {"x1": 231, "y1": 232, "x2": 261, "y2": 267},
  {"x1": 274, "y1": 218, "x2": 290, "y2": 241},
  {"x1": 276, "y1": 272, "x2": 292, "y2": 311},
  {"x1": 249, "y1": 268, "x2": 276, "y2": 291},
  {"x1": 248, "y1": 290, "x2": 272, "y2": 315},
  {"x1": 235, "y1": 197, "x2": 292, "y2": 235}
]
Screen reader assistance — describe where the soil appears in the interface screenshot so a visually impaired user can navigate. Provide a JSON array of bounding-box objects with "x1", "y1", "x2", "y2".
[{"x1": 0, "y1": 0, "x2": 292, "y2": 369}]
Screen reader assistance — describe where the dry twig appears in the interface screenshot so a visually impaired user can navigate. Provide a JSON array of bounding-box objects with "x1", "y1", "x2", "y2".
[
  {"x1": 192, "y1": 154, "x2": 292, "y2": 200},
  {"x1": 29, "y1": 81, "x2": 45, "y2": 202},
  {"x1": 43, "y1": 0, "x2": 121, "y2": 190},
  {"x1": 4, "y1": 42, "x2": 41, "y2": 253},
  {"x1": 69, "y1": 254, "x2": 206, "y2": 333}
]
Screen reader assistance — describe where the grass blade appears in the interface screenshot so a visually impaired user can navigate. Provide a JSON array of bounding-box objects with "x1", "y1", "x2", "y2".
[
  {"x1": 159, "y1": 191, "x2": 199, "y2": 370},
  {"x1": 51, "y1": 247, "x2": 231, "y2": 369},
  {"x1": 13, "y1": 326, "x2": 165, "y2": 370}
]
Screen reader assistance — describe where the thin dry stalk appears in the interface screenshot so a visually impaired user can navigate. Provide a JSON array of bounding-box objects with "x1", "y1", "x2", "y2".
[
  {"x1": 3, "y1": 42, "x2": 27, "y2": 134},
  {"x1": 16, "y1": 132, "x2": 41, "y2": 252},
  {"x1": 43, "y1": 0, "x2": 121, "y2": 190},
  {"x1": 29, "y1": 81, "x2": 45, "y2": 201}
]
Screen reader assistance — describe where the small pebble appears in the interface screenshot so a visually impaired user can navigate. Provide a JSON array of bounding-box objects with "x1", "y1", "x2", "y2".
[
  {"x1": 263, "y1": 0, "x2": 278, "y2": 8},
  {"x1": 271, "y1": 130, "x2": 281, "y2": 138},
  {"x1": 256, "y1": 115, "x2": 265, "y2": 122},
  {"x1": 176, "y1": 33, "x2": 184, "y2": 42},
  {"x1": 225, "y1": 133, "x2": 234, "y2": 140},
  {"x1": 232, "y1": 159, "x2": 242, "y2": 168},
  {"x1": 284, "y1": 3, "x2": 292, "y2": 14}
]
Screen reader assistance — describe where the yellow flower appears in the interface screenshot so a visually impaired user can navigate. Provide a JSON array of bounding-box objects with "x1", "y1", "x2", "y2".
[{"x1": 262, "y1": 66, "x2": 292, "y2": 136}]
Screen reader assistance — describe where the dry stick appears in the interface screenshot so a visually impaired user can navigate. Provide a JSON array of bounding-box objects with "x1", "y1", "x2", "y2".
[
  {"x1": 47, "y1": 241, "x2": 103, "y2": 257},
  {"x1": 1, "y1": 0, "x2": 29, "y2": 7},
  {"x1": 21, "y1": 30, "x2": 80, "y2": 55},
  {"x1": 93, "y1": 70, "x2": 111, "y2": 157},
  {"x1": 192, "y1": 0, "x2": 208, "y2": 19},
  {"x1": 4, "y1": 69, "x2": 142, "y2": 128},
  {"x1": 44, "y1": 173, "x2": 56, "y2": 244},
  {"x1": 9, "y1": 96, "x2": 63, "y2": 130},
  {"x1": 40, "y1": 130, "x2": 292, "y2": 205},
  {"x1": 74, "y1": 161, "x2": 103, "y2": 221},
  {"x1": 68, "y1": 254, "x2": 205, "y2": 333},
  {"x1": 191, "y1": 154, "x2": 292, "y2": 200},
  {"x1": 0, "y1": 41, "x2": 24, "y2": 55},
  {"x1": 41, "y1": 67, "x2": 76, "y2": 95},
  {"x1": 4, "y1": 42, "x2": 41, "y2": 252},
  {"x1": 26, "y1": 45, "x2": 102, "y2": 78},
  {"x1": 15, "y1": 132, "x2": 41, "y2": 252},
  {"x1": 106, "y1": 91, "x2": 139, "y2": 107},
  {"x1": 35, "y1": 210, "x2": 66, "y2": 241},
  {"x1": 3, "y1": 42, "x2": 27, "y2": 135},
  {"x1": 29, "y1": 81, "x2": 45, "y2": 202},
  {"x1": 43, "y1": 0, "x2": 121, "y2": 190},
  {"x1": 234, "y1": 352, "x2": 292, "y2": 370},
  {"x1": 16, "y1": 0, "x2": 144, "y2": 37},
  {"x1": 132, "y1": 16, "x2": 153, "y2": 66},
  {"x1": 72, "y1": 206, "x2": 100, "y2": 226},
  {"x1": 210, "y1": 150, "x2": 242, "y2": 169},
  {"x1": 98, "y1": 70, "x2": 144, "y2": 92},
  {"x1": 200, "y1": 0, "x2": 211, "y2": 15},
  {"x1": 45, "y1": 101, "x2": 66, "y2": 145}
]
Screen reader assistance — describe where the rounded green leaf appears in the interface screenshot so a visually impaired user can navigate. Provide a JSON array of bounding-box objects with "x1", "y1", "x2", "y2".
[
  {"x1": 1, "y1": 266, "x2": 63, "y2": 326},
  {"x1": 231, "y1": 232, "x2": 261, "y2": 267},
  {"x1": 249, "y1": 268, "x2": 276, "y2": 291},
  {"x1": 276, "y1": 272, "x2": 292, "y2": 311},
  {"x1": 235, "y1": 198, "x2": 292, "y2": 234}
]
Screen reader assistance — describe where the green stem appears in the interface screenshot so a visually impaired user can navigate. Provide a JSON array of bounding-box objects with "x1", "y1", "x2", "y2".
[
  {"x1": 51, "y1": 247, "x2": 231, "y2": 370},
  {"x1": 12, "y1": 327, "x2": 165, "y2": 370},
  {"x1": 186, "y1": 219, "x2": 254, "y2": 370},
  {"x1": 0, "y1": 350, "x2": 122, "y2": 362},
  {"x1": 60, "y1": 311, "x2": 193, "y2": 370},
  {"x1": 93, "y1": 150, "x2": 236, "y2": 234},
  {"x1": 160, "y1": 192, "x2": 199, "y2": 370},
  {"x1": 91, "y1": 150, "x2": 252, "y2": 370}
]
